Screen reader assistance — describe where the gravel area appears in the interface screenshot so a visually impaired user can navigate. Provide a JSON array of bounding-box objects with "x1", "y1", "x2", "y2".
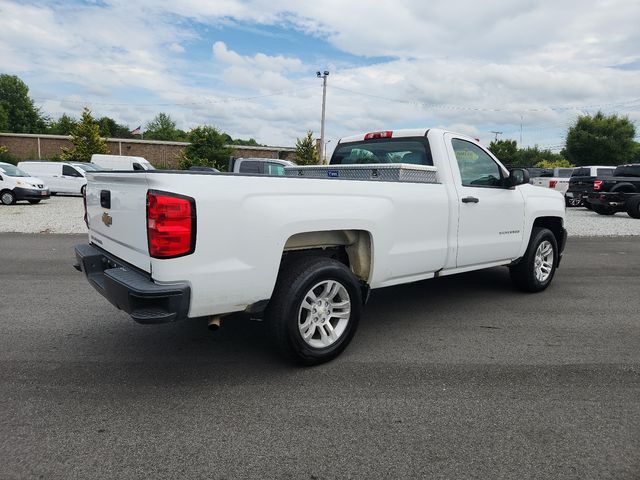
[
  {"x1": 1, "y1": 196, "x2": 639, "y2": 236},
  {"x1": 0, "y1": 196, "x2": 87, "y2": 234}
]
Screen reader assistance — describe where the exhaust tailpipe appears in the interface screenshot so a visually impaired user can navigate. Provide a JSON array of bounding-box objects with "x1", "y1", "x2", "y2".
[{"x1": 208, "y1": 316, "x2": 222, "y2": 332}]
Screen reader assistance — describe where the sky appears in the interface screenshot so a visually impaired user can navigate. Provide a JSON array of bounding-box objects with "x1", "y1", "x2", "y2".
[{"x1": 1, "y1": 0, "x2": 639, "y2": 152}]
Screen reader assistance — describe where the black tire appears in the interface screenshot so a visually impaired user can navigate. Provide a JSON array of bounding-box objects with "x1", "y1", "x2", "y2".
[
  {"x1": 509, "y1": 227, "x2": 558, "y2": 293},
  {"x1": 267, "y1": 256, "x2": 362, "y2": 365},
  {"x1": 28, "y1": 199, "x2": 41, "y2": 204},
  {"x1": 584, "y1": 201, "x2": 594, "y2": 211},
  {"x1": 626, "y1": 195, "x2": 640, "y2": 219},
  {"x1": 593, "y1": 205, "x2": 615, "y2": 216},
  {"x1": 81, "y1": 185, "x2": 86, "y2": 196},
  {"x1": 1, "y1": 190, "x2": 16, "y2": 205}
]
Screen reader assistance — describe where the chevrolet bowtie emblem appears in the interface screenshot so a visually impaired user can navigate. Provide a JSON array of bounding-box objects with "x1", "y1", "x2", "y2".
[{"x1": 102, "y1": 212, "x2": 112, "y2": 227}]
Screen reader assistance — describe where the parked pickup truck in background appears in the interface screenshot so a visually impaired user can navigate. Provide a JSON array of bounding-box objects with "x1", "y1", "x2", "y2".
[
  {"x1": 531, "y1": 167, "x2": 574, "y2": 202},
  {"x1": 74, "y1": 128, "x2": 567, "y2": 364},
  {"x1": 565, "y1": 165, "x2": 615, "y2": 208},
  {"x1": 587, "y1": 164, "x2": 640, "y2": 217}
]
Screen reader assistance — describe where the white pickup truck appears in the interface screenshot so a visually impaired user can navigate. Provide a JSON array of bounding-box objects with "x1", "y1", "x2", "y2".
[{"x1": 75, "y1": 128, "x2": 567, "y2": 364}]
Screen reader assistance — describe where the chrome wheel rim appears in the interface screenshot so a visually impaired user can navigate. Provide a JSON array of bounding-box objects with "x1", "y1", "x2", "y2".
[
  {"x1": 568, "y1": 197, "x2": 581, "y2": 207},
  {"x1": 1, "y1": 192, "x2": 13, "y2": 204},
  {"x1": 534, "y1": 240, "x2": 554, "y2": 283},
  {"x1": 298, "y1": 280, "x2": 351, "y2": 349}
]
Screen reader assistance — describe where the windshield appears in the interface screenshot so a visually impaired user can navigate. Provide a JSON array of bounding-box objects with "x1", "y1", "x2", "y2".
[
  {"x1": 0, "y1": 164, "x2": 29, "y2": 177},
  {"x1": 74, "y1": 163, "x2": 103, "y2": 171},
  {"x1": 331, "y1": 138, "x2": 433, "y2": 166}
]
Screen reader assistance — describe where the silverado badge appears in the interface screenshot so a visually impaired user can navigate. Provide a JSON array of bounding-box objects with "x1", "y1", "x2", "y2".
[{"x1": 102, "y1": 212, "x2": 112, "y2": 227}]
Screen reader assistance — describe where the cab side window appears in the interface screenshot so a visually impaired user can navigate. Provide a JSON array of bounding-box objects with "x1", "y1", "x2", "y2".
[
  {"x1": 132, "y1": 163, "x2": 144, "y2": 171},
  {"x1": 452, "y1": 139, "x2": 502, "y2": 187},
  {"x1": 62, "y1": 165, "x2": 82, "y2": 177}
]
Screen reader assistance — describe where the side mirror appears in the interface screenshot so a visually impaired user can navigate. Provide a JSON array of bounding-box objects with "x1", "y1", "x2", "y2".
[{"x1": 507, "y1": 168, "x2": 529, "y2": 187}]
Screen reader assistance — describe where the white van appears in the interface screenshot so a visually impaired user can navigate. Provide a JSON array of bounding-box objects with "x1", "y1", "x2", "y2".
[
  {"x1": 91, "y1": 154, "x2": 155, "y2": 171},
  {"x1": 0, "y1": 162, "x2": 50, "y2": 205},
  {"x1": 18, "y1": 161, "x2": 87, "y2": 195}
]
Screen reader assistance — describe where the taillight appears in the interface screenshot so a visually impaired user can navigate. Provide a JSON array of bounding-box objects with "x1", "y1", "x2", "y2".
[
  {"x1": 147, "y1": 191, "x2": 196, "y2": 258},
  {"x1": 364, "y1": 131, "x2": 393, "y2": 140},
  {"x1": 593, "y1": 180, "x2": 603, "y2": 190},
  {"x1": 549, "y1": 180, "x2": 557, "y2": 188}
]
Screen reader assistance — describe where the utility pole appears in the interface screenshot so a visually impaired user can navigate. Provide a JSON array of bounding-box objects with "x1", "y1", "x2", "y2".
[
  {"x1": 324, "y1": 139, "x2": 332, "y2": 163},
  {"x1": 490, "y1": 131, "x2": 503, "y2": 142},
  {"x1": 317, "y1": 70, "x2": 329, "y2": 164},
  {"x1": 520, "y1": 115, "x2": 523, "y2": 146}
]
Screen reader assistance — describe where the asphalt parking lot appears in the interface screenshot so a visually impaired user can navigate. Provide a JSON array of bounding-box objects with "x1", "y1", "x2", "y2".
[{"x1": 0, "y1": 233, "x2": 639, "y2": 479}]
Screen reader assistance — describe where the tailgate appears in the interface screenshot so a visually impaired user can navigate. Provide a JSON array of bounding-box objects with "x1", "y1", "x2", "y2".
[{"x1": 85, "y1": 172, "x2": 150, "y2": 272}]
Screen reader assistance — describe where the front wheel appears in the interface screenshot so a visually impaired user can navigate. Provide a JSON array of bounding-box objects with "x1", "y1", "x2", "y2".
[
  {"x1": 1, "y1": 190, "x2": 16, "y2": 205},
  {"x1": 267, "y1": 257, "x2": 362, "y2": 365},
  {"x1": 509, "y1": 227, "x2": 558, "y2": 292}
]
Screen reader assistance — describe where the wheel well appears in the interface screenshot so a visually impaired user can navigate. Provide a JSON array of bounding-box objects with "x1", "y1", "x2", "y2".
[
  {"x1": 281, "y1": 230, "x2": 372, "y2": 283},
  {"x1": 611, "y1": 183, "x2": 637, "y2": 193},
  {"x1": 532, "y1": 216, "x2": 564, "y2": 246}
]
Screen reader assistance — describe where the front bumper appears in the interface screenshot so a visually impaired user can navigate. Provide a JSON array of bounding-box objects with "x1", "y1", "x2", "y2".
[
  {"x1": 74, "y1": 243, "x2": 190, "y2": 324},
  {"x1": 15, "y1": 187, "x2": 50, "y2": 200}
]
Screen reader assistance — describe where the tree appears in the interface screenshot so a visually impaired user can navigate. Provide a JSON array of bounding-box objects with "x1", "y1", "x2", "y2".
[
  {"x1": 145, "y1": 112, "x2": 184, "y2": 141},
  {"x1": 564, "y1": 111, "x2": 636, "y2": 166},
  {"x1": 534, "y1": 158, "x2": 574, "y2": 169},
  {"x1": 488, "y1": 139, "x2": 518, "y2": 165},
  {"x1": 514, "y1": 146, "x2": 565, "y2": 167},
  {"x1": 0, "y1": 103, "x2": 8, "y2": 132},
  {"x1": 97, "y1": 116, "x2": 133, "y2": 138},
  {"x1": 0, "y1": 74, "x2": 46, "y2": 133},
  {"x1": 178, "y1": 126, "x2": 233, "y2": 170},
  {"x1": 60, "y1": 107, "x2": 108, "y2": 162},
  {"x1": 48, "y1": 113, "x2": 77, "y2": 135},
  {"x1": 294, "y1": 131, "x2": 319, "y2": 165}
]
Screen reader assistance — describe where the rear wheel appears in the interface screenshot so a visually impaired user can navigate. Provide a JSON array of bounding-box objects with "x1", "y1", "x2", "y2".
[
  {"x1": 267, "y1": 256, "x2": 362, "y2": 365},
  {"x1": 1, "y1": 190, "x2": 16, "y2": 205},
  {"x1": 626, "y1": 195, "x2": 640, "y2": 219},
  {"x1": 593, "y1": 205, "x2": 615, "y2": 215},
  {"x1": 28, "y1": 199, "x2": 41, "y2": 204},
  {"x1": 509, "y1": 227, "x2": 558, "y2": 292}
]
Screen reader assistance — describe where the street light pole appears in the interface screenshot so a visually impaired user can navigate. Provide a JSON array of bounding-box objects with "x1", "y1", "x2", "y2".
[
  {"x1": 324, "y1": 139, "x2": 332, "y2": 163},
  {"x1": 317, "y1": 70, "x2": 329, "y2": 164}
]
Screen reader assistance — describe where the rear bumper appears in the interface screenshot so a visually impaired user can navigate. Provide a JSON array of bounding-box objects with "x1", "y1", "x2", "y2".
[
  {"x1": 74, "y1": 243, "x2": 190, "y2": 324},
  {"x1": 15, "y1": 187, "x2": 50, "y2": 200},
  {"x1": 587, "y1": 192, "x2": 626, "y2": 209}
]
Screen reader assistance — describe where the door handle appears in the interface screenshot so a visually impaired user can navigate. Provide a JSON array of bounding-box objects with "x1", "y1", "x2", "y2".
[{"x1": 462, "y1": 196, "x2": 479, "y2": 203}]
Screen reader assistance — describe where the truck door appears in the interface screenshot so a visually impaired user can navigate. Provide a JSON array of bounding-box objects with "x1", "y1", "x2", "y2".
[{"x1": 444, "y1": 133, "x2": 525, "y2": 267}]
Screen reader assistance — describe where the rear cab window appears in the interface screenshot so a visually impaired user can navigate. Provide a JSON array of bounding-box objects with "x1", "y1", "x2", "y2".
[
  {"x1": 330, "y1": 137, "x2": 433, "y2": 166},
  {"x1": 613, "y1": 165, "x2": 640, "y2": 177}
]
